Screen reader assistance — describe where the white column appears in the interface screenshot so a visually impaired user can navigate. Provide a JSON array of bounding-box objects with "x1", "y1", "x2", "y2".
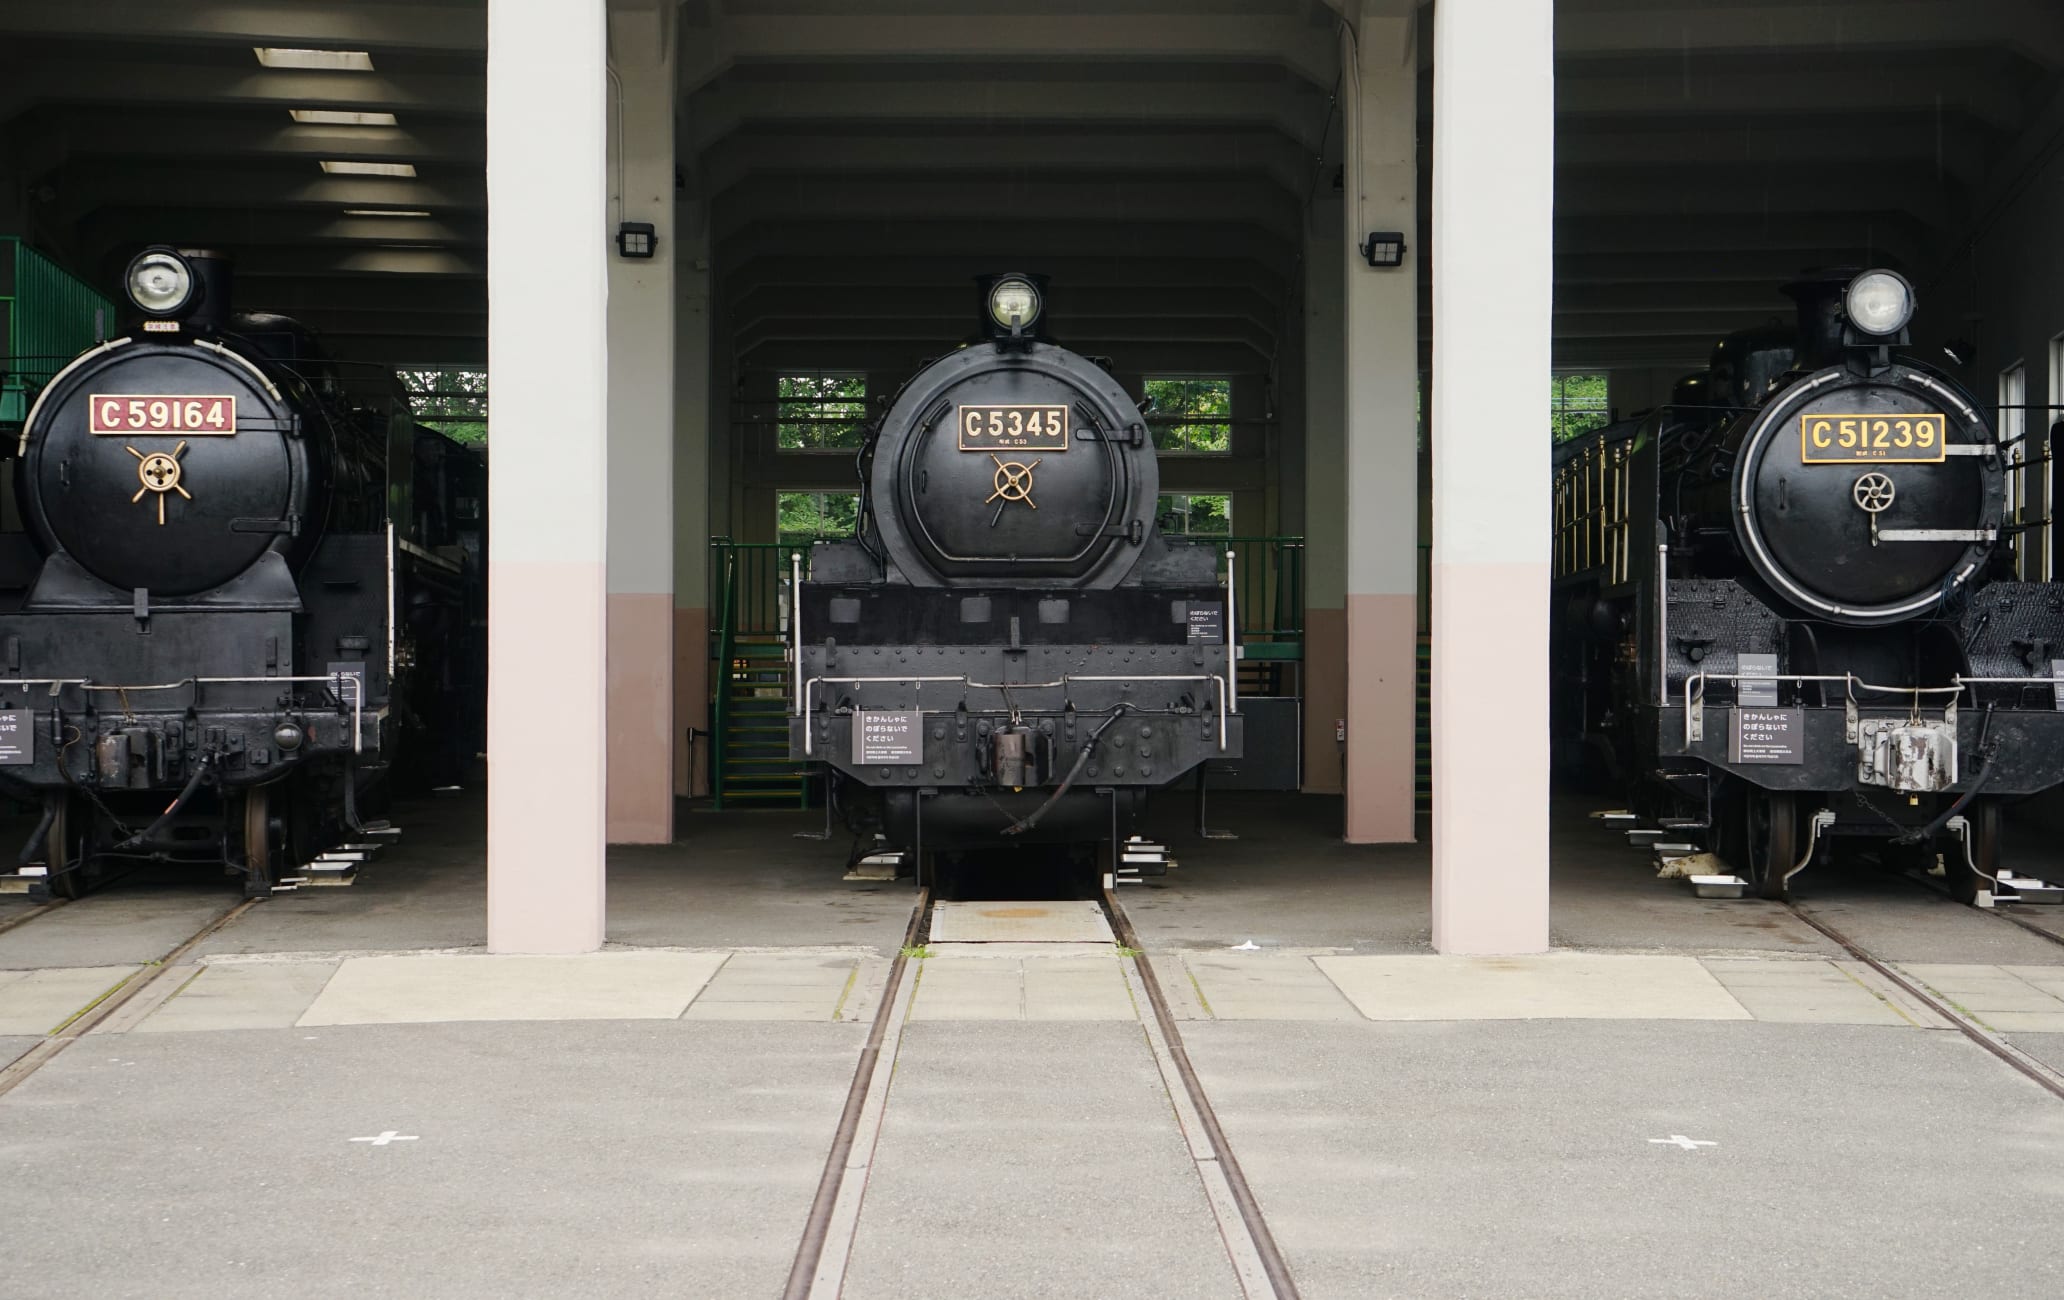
[
  {"x1": 1430, "y1": 0, "x2": 1553, "y2": 953},
  {"x1": 486, "y1": 0, "x2": 609, "y2": 952},
  {"x1": 1341, "y1": 5, "x2": 1421, "y2": 842},
  {"x1": 605, "y1": 0, "x2": 677, "y2": 844}
]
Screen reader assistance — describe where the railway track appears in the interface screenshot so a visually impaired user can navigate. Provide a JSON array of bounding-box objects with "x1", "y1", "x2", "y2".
[
  {"x1": 0, "y1": 894, "x2": 261, "y2": 1099},
  {"x1": 0, "y1": 898, "x2": 68, "y2": 936},
  {"x1": 781, "y1": 887, "x2": 1301, "y2": 1300}
]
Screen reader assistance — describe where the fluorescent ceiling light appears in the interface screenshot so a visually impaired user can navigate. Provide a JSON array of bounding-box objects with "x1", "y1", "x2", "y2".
[
  {"x1": 256, "y1": 47, "x2": 374, "y2": 71},
  {"x1": 322, "y1": 161, "x2": 417, "y2": 177},
  {"x1": 290, "y1": 109, "x2": 398, "y2": 126},
  {"x1": 343, "y1": 209, "x2": 432, "y2": 218}
]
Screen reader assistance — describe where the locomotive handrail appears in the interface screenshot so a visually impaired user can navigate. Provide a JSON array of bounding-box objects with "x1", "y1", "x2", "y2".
[
  {"x1": 1675, "y1": 669, "x2": 2064, "y2": 747},
  {"x1": 800, "y1": 672, "x2": 1231, "y2": 756},
  {"x1": 0, "y1": 673, "x2": 366, "y2": 754}
]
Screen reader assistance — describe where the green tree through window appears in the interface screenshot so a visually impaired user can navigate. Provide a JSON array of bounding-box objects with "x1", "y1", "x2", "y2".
[
  {"x1": 777, "y1": 491, "x2": 859, "y2": 547},
  {"x1": 1551, "y1": 372, "x2": 1611, "y2": 443},
  {"x1": 398, "y1": 367, "x2": 488, "y2": 445},
  {"x1": 1156, "y1": 494, "x2": 1231, "y2": 536},
  {"x1": 777, "y1": 373, "x2": 867, "y2": 451},
  {"x1": 1144, "y1": 376, "x2": 1232, "y2": 454}
]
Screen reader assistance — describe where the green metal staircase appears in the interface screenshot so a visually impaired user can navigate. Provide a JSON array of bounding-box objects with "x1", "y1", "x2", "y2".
[{"x1": 710, "y1": 543, "x2": 812, "y2": 809}]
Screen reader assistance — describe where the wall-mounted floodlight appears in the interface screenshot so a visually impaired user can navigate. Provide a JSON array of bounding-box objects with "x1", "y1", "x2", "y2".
[
  {"x1": 1360, "y1": 232, "x2": 1407, "y2": 268},
  {"x1": 615, "y1": 221, "x2": 657, "y2": 260}
]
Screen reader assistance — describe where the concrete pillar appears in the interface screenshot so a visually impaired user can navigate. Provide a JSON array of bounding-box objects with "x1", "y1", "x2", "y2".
[
  {"x1": 486, "y1": 0, "x2": 609, "y2": 951},
  {"x1": 1341, "y1": 6, "x2": 1421, "y2": 843},
  {"x1": 1301, "y1": 191, "x2": 1347, "y2": 796},
  {"x1": 1429, "y1": 0, "x2": 1554, "y2": 953},
  {"x1": 605, "y1": 0, "x2": 676, "y2": 844},
  {"x1": 674, "y1": 221, "x2": 713, "y2": 798}
]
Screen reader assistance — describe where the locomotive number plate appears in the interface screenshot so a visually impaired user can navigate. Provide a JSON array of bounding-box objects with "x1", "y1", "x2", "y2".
[
  {"x1": 1800, "y1": 413, "x2": 1945, "y2": 463},
  {"x1": 89, "y1": 394, "x2": 236, "y2": 436},
  {"x1": 957, "y1": 404, "x2": 1069, "y2": 452}
]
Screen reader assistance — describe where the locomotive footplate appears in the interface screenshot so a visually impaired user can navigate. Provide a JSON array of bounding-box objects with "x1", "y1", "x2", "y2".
[{"x1": 793, "y1": 708, "x2": 1243, "y2": 790}]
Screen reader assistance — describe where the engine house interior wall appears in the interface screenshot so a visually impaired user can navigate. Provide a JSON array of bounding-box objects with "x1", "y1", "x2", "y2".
[
  {"x1": 673, "y1": 222, "x2": 713, "y2": 800},
  {"x1": 1302, "y1": 189, "x2": 1348, "y2": 798}
]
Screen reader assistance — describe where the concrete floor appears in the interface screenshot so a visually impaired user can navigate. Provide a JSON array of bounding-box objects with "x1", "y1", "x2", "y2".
[{"x1": 2, "y1": 788, "x2": 2064, "y2": 1297}]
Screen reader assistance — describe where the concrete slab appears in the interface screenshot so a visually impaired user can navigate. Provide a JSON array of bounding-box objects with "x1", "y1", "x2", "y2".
[
  {"x1": 841, "y1": 1022, "x2": 1241, "y2": 1300},
  {"x1": 2013, "y1": 1032, "x2": 2064, "y2": 1074},
  {"x1": 1313, "y1": 953, "x2": 1753, "y2": 1021},
  {"x1": 908, "y1": 958, "x2": 1023, "y2": 1020},
  {"x1": 297, "y1": 951, "x2": 726, "y2": 1026},
  {"x1": 1183, "y1": 1020, "x2": 2064, "y2": 1300},
  {"x1": 0, "y1": 1034, "x2": 38, "y2": 1068},
  {"x1": 1023, "y1": 957, "x2": 1135, "y2": 1020},
  {"x1": 928, "y1": 899, "x2": 1112, "y2": 943},
  {"x1": 1897, "y1": 964, "x2": 2064, "y2": 1029},
  {"x1": 134, "y1": 961, "x2": 341, "y2": 1033},
  {"x1": 0, "y1": 1020, "x2": 864, "y2": 1299},
  {"x1": 0, "y1": 965, "x2": 139, "y2": 1035},
  {"x1": 1184, "y1": 954, "x2": 1361, "y2": 1020},
  {"x1": 1697, "y1": 958, "x2": 1909, "y2": 1026},
  {"x1": 684, "y1": 954, "x2": 858, "y2": 1021},
  {"x1": 0, "y1": 889, "x2": 231, "y2": 970}
]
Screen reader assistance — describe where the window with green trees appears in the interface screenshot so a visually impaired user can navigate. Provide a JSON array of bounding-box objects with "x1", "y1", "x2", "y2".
[
  {"x1": 398, "y1": 367, "x2": 488, "y2": 445},
  {"x1": 776, "y1": 491, "x2": 859, "y2": 546},
  {"x1": 1144, "y1": 376, "x2": 1232, "y2": 454},
  {"x1": 1156, "y1": 494, "x2": 1231, "y2": 536},
  {"x1": 1551, "y1": 372, "x2": 1611, "y2": 443},
  {"x1": 776, "y1": 373, "x2": 868, "y2": 451}
]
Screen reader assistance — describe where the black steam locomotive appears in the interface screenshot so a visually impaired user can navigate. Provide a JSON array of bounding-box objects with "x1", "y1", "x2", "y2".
[
  {"x1": 1553, "y1": 268, "x2": 2064, "y2": 903},
  {"x1": 789, "y1": 275, "x2": 1242, "y2": 881},
  {"x1": 0, "y1": 246, "x2": 484, "y2": 897}
]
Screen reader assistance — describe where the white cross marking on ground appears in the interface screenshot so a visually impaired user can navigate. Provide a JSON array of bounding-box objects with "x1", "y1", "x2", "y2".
[
  {"x1": 349, "y1": 1131, "x2": 419, "y2": 1147},
  {"x1": 1648, "y1": 1135, "x2": 1717, "y2": 1150}
]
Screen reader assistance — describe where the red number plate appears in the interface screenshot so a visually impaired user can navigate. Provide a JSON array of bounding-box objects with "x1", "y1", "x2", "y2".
[{"x1": 88, "y1": 394, "x2": 237, "y2": 436}]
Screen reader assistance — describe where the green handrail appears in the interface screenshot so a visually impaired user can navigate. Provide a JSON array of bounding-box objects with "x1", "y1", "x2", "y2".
[{"x1": 709, "y1": 545, "x2": 740, "y2": 808}]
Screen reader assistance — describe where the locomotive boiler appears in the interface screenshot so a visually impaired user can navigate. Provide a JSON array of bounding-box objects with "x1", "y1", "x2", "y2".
[
  {"x1": 788, "y1": 275, "x2": 1243, "y2": 881},
  {"x1": 1553, "y1": 268, "x2": 2064, "y2": 903},
  {"x1": 0, "y1": 246, "x2": 483, "y2": 897}
]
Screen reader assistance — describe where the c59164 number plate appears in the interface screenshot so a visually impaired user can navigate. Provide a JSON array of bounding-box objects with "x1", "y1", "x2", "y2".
[
  {"x1": 1800, "y1": 413, "x2": 1945, "y2": 463},
  {"x1": 957, "y1": 404, "x2": 1069, "y2": 452},
  {"x1": 89, "y1": 394, "x2": 236, "y2": 435}
]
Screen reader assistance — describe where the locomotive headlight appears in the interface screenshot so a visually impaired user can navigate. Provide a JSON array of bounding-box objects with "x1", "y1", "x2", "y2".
[
  {"x1": 1845, "y1": 269, "x2": 1915, "y2": 338},
  {"x1": 125, "y1": 248, "x2": 196, "y2": 317},
  {"x1": 989, "y1": 278, "x2": 1041, "y2": 330}
]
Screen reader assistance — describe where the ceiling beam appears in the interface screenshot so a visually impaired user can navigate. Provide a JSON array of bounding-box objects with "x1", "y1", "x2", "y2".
[
  {"x1": 679, "y1": 13, "x2": 1339, "y2": 93},
  {"x1": 25, "y1": 109, "x2": 484, "y2": 167},
  {"x1": 687, "y1": 74, "x2": 1332, "y2": 153},
  {"x1": 1555, "y1": 0, "x2": 2064, "y2": 71},
  {"x1": 738, "y1": 339, "x2": 1270, "y2": 374},
  {"x1": 719, "y1": 254, "x2": 1292, "y2": 302},
  {"x1": 1555, "y1": 58, "x2": 2032, "y2": 134},
  {"x1": 0, "y1": 59, "x2": 484, "y2": 123},
  {"x1": 0, "y1": 0, "x2": 486, "y2": 55},
  {"x1": 716, "y1": 219, "x2": 1298, "y2": 278}
]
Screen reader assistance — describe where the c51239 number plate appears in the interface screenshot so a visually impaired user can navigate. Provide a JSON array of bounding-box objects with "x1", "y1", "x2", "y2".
[
  {"x1": 89, "y1": 394, "x2": 237, "y2": 435},
  {"x1": 1800, "y1": 413, "x2": 1946, "y2": 463},
  {"x1": 957, "y1": 404, "x2": 1069, "y2": 452}
]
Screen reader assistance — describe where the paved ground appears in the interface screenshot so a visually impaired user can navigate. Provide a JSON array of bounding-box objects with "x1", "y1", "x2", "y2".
[{"x1": 2, "y1": 789, "x2": 2064, "y2": 1296}]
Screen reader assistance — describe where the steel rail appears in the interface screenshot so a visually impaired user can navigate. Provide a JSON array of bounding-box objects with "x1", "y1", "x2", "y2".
[
  {"x1": 1784, "y1": 902, "x2": 2064, "y2": 1103},
  {"x1": 0, "y1": 898, "x2": 67, "y2": 936},
  {"x1": 781, "y1": 887, "x2": 930, "y2": 1300},
  {"x1": 1102, "y1": 889, "x2": 1303, "y2": 1300},
  {"x1": 0, "y1": 895, "x2": 262, "y2": 1098}
]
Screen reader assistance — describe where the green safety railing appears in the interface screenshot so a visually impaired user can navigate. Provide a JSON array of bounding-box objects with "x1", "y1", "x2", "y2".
[
  {"x1": 708, "y1": 540, "x2": 809, "y2": 809},
  {"x1": 1, "y1": 237, "x2": 116, "y2": 428}
]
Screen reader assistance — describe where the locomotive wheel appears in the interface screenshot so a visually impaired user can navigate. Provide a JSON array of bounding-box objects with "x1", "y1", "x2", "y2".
[
  {"x1": 239, "y1": 786, "x2": 278, "y2": 897},
  {"x1": 42, "y1": 792, "x2": 96, "y2": 900},
  {"x1": 1733, "y1": 786, "x2": 1799, "y2": 901},
  {"x1": 1945, "y1": 799, "x2": 2001, "y2": 907}
]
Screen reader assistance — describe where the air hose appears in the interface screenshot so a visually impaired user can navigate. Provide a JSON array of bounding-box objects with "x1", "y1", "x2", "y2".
[
  {"x1": 17, "y1": 799, "x2": 56, "y2": 867},
  {"x1": 1000, "y1": 703, "x2": 1136, "y2": 837},
  {"x1": 1893, "y1": 746, "x2": 1996, "y2": 846},
  {"x1": 115, "y1": 753, "x2": 216, "y2": 851}
]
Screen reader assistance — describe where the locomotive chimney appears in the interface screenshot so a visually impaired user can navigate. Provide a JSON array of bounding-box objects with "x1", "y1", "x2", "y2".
[
  {"x1": 178, "y1": 249, "x2": 235, "y2": 333},
  {"x1": 1784, "y1": 271, "x2": 1854, "y2": 370}
]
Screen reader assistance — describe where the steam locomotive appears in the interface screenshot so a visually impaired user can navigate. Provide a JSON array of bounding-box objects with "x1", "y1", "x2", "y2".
[
  {"x1": 1553, "y1": 268, "x2": 2064, "y2": 903},
  {"x1": 0, "y1": 246, "x2": 484, "y2": 897},
  {"x1": 788, "y1": 275, "x2": 1243, "y2": 882}
]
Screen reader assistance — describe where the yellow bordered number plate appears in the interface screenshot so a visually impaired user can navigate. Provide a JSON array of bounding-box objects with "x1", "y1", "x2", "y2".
[
  {"x1": 89, "y1": 394, "x2": 237, "y2": 436},
  {"x1": 1800, "y1": 412, "x2": 1945, "y2": 464},
  {"x1": 957, "y1": 404, "x2": 1069, "y2": 452}
]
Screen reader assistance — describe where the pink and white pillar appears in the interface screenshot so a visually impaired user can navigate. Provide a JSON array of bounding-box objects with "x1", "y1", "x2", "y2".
[
  {"x1": 485, "y1": 0, "x2": 609, "y2": 952},
  {"x1": 605, "y1": 0, "x2": 678, "y2": 844},
  {"x1": 1340, "y1": 4, "x2": 1421, "y2": 844},
  {"x1": 1429, "y1": 0, "x2": 1554, "y2": 953}
]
